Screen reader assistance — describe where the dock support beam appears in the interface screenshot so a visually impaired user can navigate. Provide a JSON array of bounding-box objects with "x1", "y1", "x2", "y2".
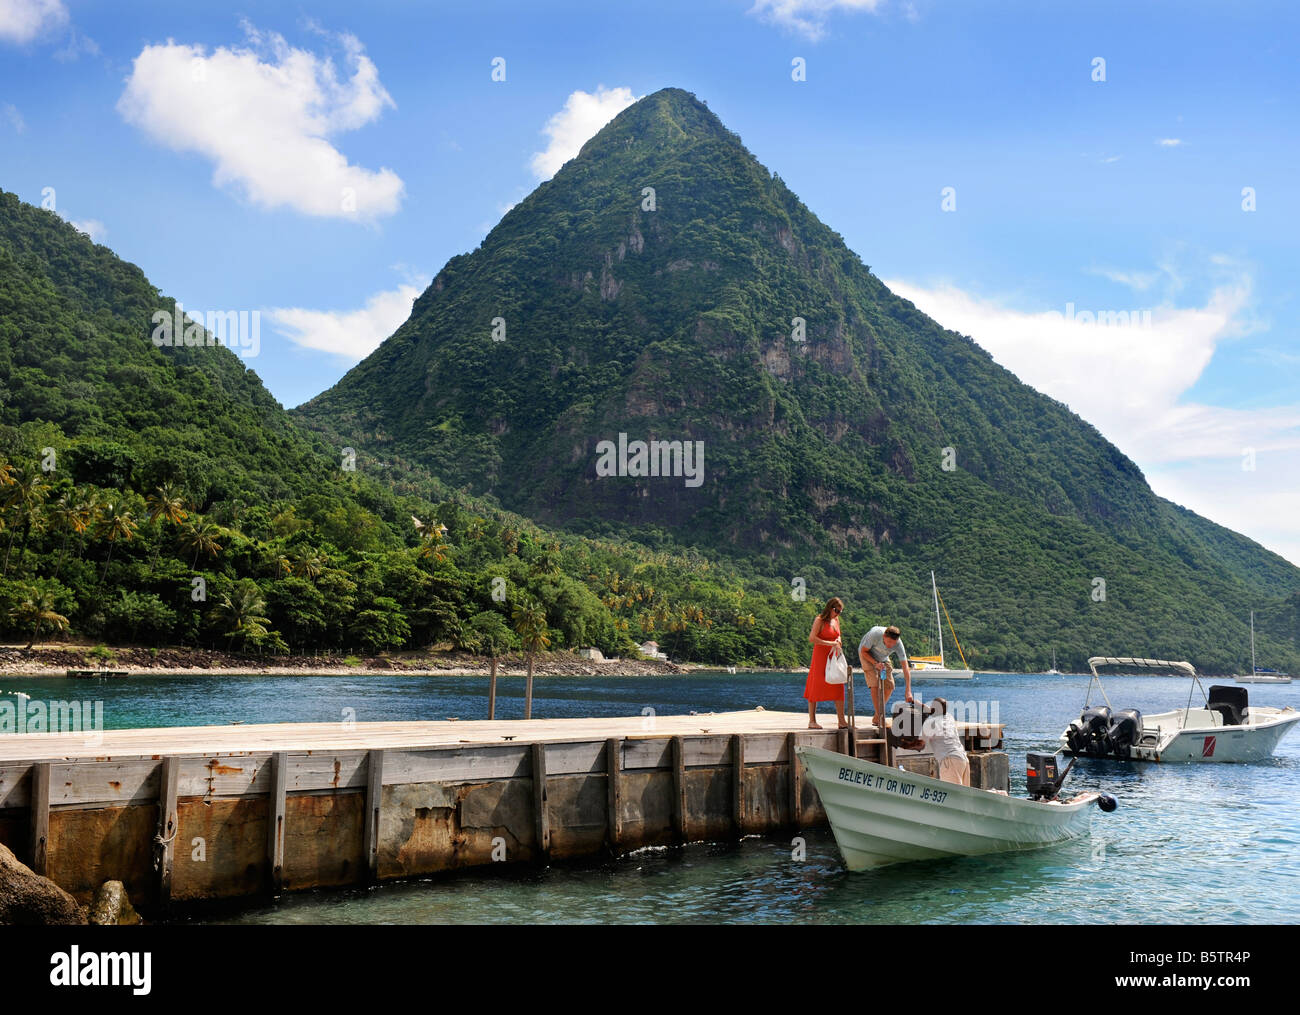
[
  {"x1": 787, "y1": 733, "x2": 801, "y2": 829},
  {"x1": 731, "y1": 734, "x2": 745, "y2": 837},
  {"x1": 605, "y1": 738, "x2": 621, "y2": 854},
  {"x1": 364, "y1": 749, "x2": 383, "y2": 882},
  {"x1": 672, "y1": 736, "x2": 687, "y2": 843},
  {"x1": 29, "y1": 762, "x2": 50, "y2": 875},
  {"x1": 532, "y1": 742, "x2": 550, "y2": 860},
  {"x1": 156, "y1": 756, "x2": 179, "y2": 907},
  {"x1": 267, "y1": 752, "x2": 287, "y2": 893}
]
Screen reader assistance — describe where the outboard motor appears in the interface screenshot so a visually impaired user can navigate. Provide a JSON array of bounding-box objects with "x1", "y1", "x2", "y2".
[
  {"x1": 1066, "y1": 705, "x2": 1112, "y2": 756},
  {"x1": 1105, "y1": 708, "x2": 1143, "y2": 758},
  {"x1": 1027, "y1": 750, "x2": 1075, "y2": 800}
]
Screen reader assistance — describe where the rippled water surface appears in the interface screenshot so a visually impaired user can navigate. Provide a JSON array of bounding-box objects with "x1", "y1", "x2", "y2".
[{"x1": 3, "y1": 669, "x2": 1297, "y2": 923}]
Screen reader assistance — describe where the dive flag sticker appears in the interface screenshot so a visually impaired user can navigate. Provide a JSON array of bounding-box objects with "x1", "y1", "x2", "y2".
[{"x1": 1202, "y1": 736, "x2": 1216, "y2": 757}]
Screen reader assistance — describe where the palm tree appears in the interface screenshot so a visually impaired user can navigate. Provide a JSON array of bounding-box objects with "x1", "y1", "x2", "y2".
[
  {"x1": 145, "y1": 483, "x2": 189, "y2": 571},
  {"x1": 290, "y1": 548, "x2": 324, "y2": 580},
  {"x1": 416, "y1": 524, "x2": 450, "y2": 565},
  {"x1": 97, "y1": 500, "x2": 139, "y2": 582},
  {"x1": 179, "y1": 518, "x2": 222, "y2": 568},
  {"x1": 215, "y1": 581, "x2": 270, "y2": 651},
  {"x1": 146, "y1": 483, "x2": 189, "y2": 527},
  {"x1": 2, "y1": 466, "x2": 48, "y2": 575},
  {"x1": 49, "y1": 490, "x2": 93, "y2": 578},
  {"x1": 11, "y1": 588, "x2": 70, "y2": 650},
  {"x1": 468, "y1": 611, "x2": 514, "y2": 719},
  {"x1": 511, "y1": 600, "x2": 550, "y2": 719}
]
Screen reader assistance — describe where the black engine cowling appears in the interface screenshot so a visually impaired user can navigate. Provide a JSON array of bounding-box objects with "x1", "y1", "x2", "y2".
[
  {"x1": 1106, "y1": 708, "x2": 1143, "y2": 757},
  {"x1": 1067, "y1": 705, "x2": 1143, "y2": 759},
  {"x1": 1066, "y1": 706, "x2": 1112, "y2": 756}
]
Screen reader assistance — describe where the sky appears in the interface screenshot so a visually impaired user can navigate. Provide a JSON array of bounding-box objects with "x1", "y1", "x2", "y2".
[{"x1": 1, "y1": 0, "x2": 1298, "y2": 564}]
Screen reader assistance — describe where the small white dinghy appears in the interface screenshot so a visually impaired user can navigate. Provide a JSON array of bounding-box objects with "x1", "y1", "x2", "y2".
[
  {"x1": 796, "y1": 745, "x2": 1109, "y2": 871},
  {"x1": 1060, "y1": 656, "x2": 1300, "y2": 763}
]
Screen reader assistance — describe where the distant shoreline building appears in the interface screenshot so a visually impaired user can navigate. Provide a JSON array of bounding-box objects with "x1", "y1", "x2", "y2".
[{"x1": 639, "y1": 640, "x2": 669, "y2": 661}]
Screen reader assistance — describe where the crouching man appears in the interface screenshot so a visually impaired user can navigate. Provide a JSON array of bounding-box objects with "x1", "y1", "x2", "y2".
[{"x1": 925, "y1": 697, "x2": 969, "y2": 786}]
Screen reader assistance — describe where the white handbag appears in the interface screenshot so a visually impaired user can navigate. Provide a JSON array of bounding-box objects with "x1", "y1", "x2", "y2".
[{"x1": 824, "y1": 646, "x2": 849, "y2": 685}]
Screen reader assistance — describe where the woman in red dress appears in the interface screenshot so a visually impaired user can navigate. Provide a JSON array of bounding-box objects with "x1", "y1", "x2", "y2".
[{"x1": 805, "y1": 597, "x2": 848, "y2": 729}]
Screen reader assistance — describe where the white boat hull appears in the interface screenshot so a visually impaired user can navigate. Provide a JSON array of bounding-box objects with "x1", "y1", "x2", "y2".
[
  {"x1": 1061, "y1": 706, "x2": 1300, "y2": 763},
  {"x1": 893, "y1": 667, "x2": 974, "y2": 681},
  {"x1": 796, "y1": 745, "x2": 1096, "y2": 870},
  {"x1": 1234, "y1": 675, "x2": 1292, "y2": 684}
]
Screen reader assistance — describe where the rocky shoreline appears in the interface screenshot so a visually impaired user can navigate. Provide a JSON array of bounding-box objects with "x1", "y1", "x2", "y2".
[{"x1": 0, "y1": 644, "x2": 688, "y2": 679}]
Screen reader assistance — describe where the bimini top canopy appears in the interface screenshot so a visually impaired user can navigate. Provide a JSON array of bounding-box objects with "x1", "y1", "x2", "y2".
[{"x1": 1088, "y1": 656, "x2": 1197, "y2": 676}]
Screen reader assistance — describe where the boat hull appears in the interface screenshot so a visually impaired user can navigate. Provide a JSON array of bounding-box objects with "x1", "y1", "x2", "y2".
[
  {"x1": 796, "y1": 746, "x2": 1095, "y2": 871},
  {"x1": 1060, "y1": 708, "x2": 1300, "y2": 763},
  {"x1": 893, "y1": 667, "x2": 974, "y2": 681}
]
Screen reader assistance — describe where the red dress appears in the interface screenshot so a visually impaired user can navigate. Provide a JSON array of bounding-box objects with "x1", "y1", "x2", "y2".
[{"x1": 804, "y1": 617, "x2": 844, "y2": 703}]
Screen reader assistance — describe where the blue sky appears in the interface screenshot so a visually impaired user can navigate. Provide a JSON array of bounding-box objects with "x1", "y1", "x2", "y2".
[{"x1": 2, "y1": 0, "x2": 1298, "y2": 563}]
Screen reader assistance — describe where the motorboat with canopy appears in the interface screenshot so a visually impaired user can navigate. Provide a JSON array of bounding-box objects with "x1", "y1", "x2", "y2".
[{"x1": 1060, "y1": 656, "x2": 1300, "y2": 762}]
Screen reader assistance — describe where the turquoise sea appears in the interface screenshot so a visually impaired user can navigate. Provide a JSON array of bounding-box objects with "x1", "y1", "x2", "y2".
[{"x1": 2, "y1": 669, "x2": 1297, "y2": 924}]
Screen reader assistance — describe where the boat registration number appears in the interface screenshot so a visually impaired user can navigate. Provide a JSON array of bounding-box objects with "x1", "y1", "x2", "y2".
[{"x1": 837, "y1": 767, "x2": 947, "y2": 804}]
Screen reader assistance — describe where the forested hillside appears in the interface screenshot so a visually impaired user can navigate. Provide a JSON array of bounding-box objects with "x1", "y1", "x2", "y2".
[
  {"x1": 295, "y1": 88, "x2": 1300, "y2": 674},
  {"x1": 0, "y1": 188, "x2": 817, "y2": 667}
]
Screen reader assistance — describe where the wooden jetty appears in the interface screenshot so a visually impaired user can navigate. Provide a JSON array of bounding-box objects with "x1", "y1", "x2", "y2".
[
  {"x1": 0, "y1": 710, "x2": 1006, "y2": 912},
  {"x1": 66, "y1": 669, "x2": 130, "y2": 679}
]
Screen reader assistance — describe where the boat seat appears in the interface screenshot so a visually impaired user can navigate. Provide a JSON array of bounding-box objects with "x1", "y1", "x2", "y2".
[{"x1": 1208, "y1": 703, "x2": 1240, "y2": 726}]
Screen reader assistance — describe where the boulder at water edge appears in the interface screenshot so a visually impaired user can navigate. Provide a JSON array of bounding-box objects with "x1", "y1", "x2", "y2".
[{"x1": 0, "y1": 842, "x2": 87, "y2": 924}]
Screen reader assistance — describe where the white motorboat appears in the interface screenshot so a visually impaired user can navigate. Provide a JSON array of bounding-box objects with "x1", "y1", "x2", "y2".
[
  {"x1": 797, "y1": 744, "x2": 1110, "y2": 870},
  {"x1": 1235, "y1": 611, "x2": 1292, "y2": 684},
  {"x1": 893, "y1": 571, "x2": 974, "y2": 681},
  {"x1": 1060, "y1": 656, "x2": 1300, "y2": 763}
]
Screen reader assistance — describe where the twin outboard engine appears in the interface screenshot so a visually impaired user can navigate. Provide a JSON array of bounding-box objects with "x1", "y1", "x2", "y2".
[{"x1": 1066, "y1": 705, "x2": 1143, "y2": 759}]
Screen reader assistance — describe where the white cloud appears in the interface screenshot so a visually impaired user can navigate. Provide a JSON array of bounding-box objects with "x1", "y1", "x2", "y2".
[
  {"x1": 747, "y1": 0, "x2": 887, "y2": 42},
  {"x1": 117, "y1": 24, "x2": 403, "y2": 220},
  {"x1": 884, "y1": 272, "x2": 1300, "y2": 564},
  {"x1": 66, "y1": 217, "x2": 106, "y2": 242},
  {"x1": 267, "y1": 284, "x2": 419, "y2": 360},
  {"x1": 3, "y1": 102, "x2": 23, "y2": 131},
  {"x1": 52, "y1": 26, "x2": 97, "y2": 61},
  {"x1": 1085, "y1": 265, "x2": 1161, "y2": 291},
  {"x1": 530, "y1": 86, "x2": 640, "y2": 180},
  {"x1": 1156, "y1": 138, "x2": 1184, "y2": 147},
  {"x1": 0, "y1": 0, "x2": 67, "y2": 44}
]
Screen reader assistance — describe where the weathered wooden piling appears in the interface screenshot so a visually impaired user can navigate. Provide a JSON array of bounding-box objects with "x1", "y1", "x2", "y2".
[{"x1": 0, "y1": 710, "x2": 1004, "y2": 912}]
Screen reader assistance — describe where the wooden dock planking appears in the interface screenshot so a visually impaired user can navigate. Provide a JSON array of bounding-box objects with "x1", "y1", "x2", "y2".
[{"x1": 0, "y1": 709, "x2": 1003, "y2": 764}]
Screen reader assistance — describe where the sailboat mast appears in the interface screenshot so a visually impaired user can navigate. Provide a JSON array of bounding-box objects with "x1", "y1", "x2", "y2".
[
  {"x1": 932, "y1": 570, "x2": 945, "y2": 668},
  {"x1": 1251, "y1": 610, "x2": 1256, "y2": 676}
]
